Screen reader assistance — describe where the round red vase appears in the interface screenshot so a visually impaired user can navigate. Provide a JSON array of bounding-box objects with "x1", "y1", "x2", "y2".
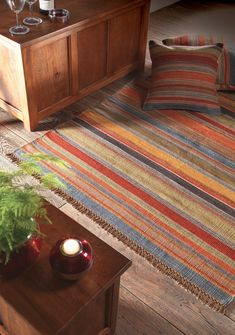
[
  {"x1": 49, "y1": 237, "x2": 94, "y2": 280},
  {"x1": 0, "y1": 236, "x2": 42, "y2": 277}
]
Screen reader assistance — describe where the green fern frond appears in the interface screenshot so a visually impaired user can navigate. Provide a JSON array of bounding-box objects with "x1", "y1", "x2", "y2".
[
  {"x1": 0, "y1": 171, "x2": 13, "y2": 186},
  {"x1": 34, "y1": 207, "x2": 52, "y2": 224},
  {"x1": 18, "y1": 161, "x2": 43, "y2": 175},
  {"x1": 0, "y1": 153, "x2": 68, "y2": 263},
  {"x1": 0, "y1": 234, "x2": 15, "y2": 263},
  {"x1": 41, "y1": 173, "x2": 65, "y2": 189},
  {"x1": 0, "y1": 189, "x2": 43, "y2": 218},
  {"x1": 22, "y1": 153, "x2": 69, "y2": 170}
]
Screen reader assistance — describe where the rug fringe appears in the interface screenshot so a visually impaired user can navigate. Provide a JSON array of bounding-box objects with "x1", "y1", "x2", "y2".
[{"x1": 6, "y1": 152, "x2": 227, "y2": 313}]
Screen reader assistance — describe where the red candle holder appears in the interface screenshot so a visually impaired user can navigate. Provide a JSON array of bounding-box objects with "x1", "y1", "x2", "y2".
[{"x1": 49, "y1": 237, "x2": 94, "y2": 280}]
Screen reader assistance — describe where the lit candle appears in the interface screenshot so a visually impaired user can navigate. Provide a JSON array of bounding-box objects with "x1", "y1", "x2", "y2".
[{"x1": 61, "y1": 239, "x2": 81, "y2": 256}]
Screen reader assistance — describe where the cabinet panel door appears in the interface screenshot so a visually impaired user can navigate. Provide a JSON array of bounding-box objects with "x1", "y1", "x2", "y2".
[
  {"x1": 77, "y1": 22, "x2": 108, "y2": 90},
  {"x1": 108, "y1": 7, "x2": 141, "y2": 74},
  {"x1": 23, "y1": 37, "x2": 71, "y2": 112},
  {"x1": 0, "y1": 44, "x2": 27, "y2": 112}
]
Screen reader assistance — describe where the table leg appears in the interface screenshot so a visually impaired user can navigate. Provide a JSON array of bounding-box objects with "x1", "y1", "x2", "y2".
[{"x1": 105, "y1": 278, "x2": 121, "y2": 334}]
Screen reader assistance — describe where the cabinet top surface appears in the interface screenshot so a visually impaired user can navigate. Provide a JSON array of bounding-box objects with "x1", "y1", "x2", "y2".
[
  {"x1": 0, "y1": 203, "x2": 131, "y2": 334},
  {"x1": 0, "y1": 0, "x2": 146, "y2": 46}
]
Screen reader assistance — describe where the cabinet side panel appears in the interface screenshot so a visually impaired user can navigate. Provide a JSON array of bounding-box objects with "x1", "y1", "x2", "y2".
[
  {"x1": 0, "y1": 44, "x2": 27, "y2": 112},
  {"x1": 23, "y1": 37, "x2": 71, "y2": 112},
  {"x1": 0, "y1": 296, "x2": 40, "y2": 335},
  {"x1": 58, "y1": 291, "x2": 106, "y2": 335},
  {"x1": 108, "y1": 7, "x2": 141, "y2": 74},
  {"x1": 77, "y1": 22, "x2": 108, "y2": 90}
]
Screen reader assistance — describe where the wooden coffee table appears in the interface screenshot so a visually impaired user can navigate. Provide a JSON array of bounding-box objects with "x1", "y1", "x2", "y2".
[
  {"x1": 0, "y1": 0, "x2": 150, "y2": 131},
  {"x1": 0, "y1": 203, "x2": 131, "y2": 335}
]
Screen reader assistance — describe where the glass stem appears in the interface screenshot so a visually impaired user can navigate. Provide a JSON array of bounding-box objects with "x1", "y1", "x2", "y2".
[
  {"x1": 29, "y1": 4, "x2": 33, "y2": 17},
  {"x1": 15, "y1": 12, "x2": 19, "y2": 27}
]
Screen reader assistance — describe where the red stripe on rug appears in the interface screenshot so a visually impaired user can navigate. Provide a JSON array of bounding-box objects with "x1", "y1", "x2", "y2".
[
  {"x1": 188, "y1": 112, "x2": 235, "y2": 136},
  {"x1": 81, "y1": 112, "x2": 235, "y2": 207},
  {"x1": 161, "y1": 111, "x2": 235, "y2": 150},
  {"x1": 37, "y1": 135, "x2": 235, "y2": 276},
  {"x1": 48, "y1": 131, "x2": 235, "y2": 261}
]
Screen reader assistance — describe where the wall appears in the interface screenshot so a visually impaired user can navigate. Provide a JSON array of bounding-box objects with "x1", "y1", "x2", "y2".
[{"x1": 150, "y1": 0, "x2": 178, "y2": 13}]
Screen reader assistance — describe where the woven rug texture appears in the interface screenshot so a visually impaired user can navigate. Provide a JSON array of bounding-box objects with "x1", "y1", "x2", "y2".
[{"x1": 10, "y1": 80, "x2": 235, "y2": 312}]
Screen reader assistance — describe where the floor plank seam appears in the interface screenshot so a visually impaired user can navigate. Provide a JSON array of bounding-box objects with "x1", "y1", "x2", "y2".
[{"x1": 119, "y1": 284, "x2": 186, "y2": 335}]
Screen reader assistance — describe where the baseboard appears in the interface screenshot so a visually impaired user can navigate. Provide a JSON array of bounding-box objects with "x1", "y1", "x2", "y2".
[{"x1": 150, "y1": 0, "x2": 179, "y2": 13}]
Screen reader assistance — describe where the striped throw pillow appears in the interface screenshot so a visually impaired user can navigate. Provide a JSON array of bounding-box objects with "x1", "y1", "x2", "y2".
[
  {"x1": 163, "y1": 36, "x2": 235, "y2": 91},
  {"x1": 143, "y1": 41, "x2": 222, "y2": 114}
]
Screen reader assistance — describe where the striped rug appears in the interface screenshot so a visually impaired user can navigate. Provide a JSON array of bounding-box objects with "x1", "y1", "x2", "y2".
[{"x1": 9, "y1": 80, "x2": 235, "y2": 312}]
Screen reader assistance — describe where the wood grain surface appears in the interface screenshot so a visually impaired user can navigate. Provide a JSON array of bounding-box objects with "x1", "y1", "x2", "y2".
[
  {"x1": 0, "y1": 204, "x2": 131, "y2": 335},
  {"x1": 0, "y1": 0, "x2": 146, "y2": 45},
  {"x1": 0, "y1": 0, "x2": 150, "y2": 130}
]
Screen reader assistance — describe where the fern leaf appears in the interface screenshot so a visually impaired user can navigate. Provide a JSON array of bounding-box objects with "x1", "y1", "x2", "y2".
[
  {"x1": 18, "y1": 161, "x2": 43, "y2": 175},
  {"x1": 41, "y1": 173, "x2": 65, "y2": 189}
]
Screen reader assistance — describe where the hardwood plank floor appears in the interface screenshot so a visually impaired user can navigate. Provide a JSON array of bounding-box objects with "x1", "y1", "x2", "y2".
[
  {"x1": 0, "y1": 1, "x2": 234, "y2": 334},
  {"x1": 117, "y1": 287, "x2": 183, "y2": 335}
]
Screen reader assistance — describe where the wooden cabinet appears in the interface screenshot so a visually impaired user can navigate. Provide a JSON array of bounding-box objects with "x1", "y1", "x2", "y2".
[
  {"x1": 77, "y1": 22, "x2": 108, "y2": 90},
  {"x1": 108, "y1": 7, "x2": 142, "y2": 73},
  {"x1": 0, "y1": 0, "x2": 150, "y2": 131},
  {"x1": 23, "y1": 36, "x2": 71, "y2": 111}
]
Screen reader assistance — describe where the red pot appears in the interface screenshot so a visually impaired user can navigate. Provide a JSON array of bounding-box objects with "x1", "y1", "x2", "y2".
[{"x1": 0, "y1": 236, "x2": 42, "y2": 277}]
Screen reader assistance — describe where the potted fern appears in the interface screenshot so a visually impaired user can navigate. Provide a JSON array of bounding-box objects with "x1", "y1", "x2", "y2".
[{"x1": 0, "y1": 153, "x2": 67, "y2": 277}]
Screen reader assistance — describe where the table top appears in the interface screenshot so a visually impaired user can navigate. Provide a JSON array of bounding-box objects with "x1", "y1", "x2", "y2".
[
  {"x1": 0, "y1": 203, "x2": 131, "y2": 334},
  {"x1": 0, "y1": 0, "x2": 145, "y2": 47}
]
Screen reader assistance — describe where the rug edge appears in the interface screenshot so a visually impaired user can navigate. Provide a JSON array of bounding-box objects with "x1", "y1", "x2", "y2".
[{"x1": 6, "y1": 152, "x2": 231, "y2": 314}]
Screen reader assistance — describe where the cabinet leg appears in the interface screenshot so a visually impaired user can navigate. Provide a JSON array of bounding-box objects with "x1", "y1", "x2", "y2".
[
  {"x1": 105, "y1": 278, "x2": 120, "y2": 333},
  {"x1": 23, "y1": 115, "x2": 38, "y2": 132}
]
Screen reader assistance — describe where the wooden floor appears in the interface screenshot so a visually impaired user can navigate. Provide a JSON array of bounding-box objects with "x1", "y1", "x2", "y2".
[{"x1": 0, "y1": 1, "x2": 235, "y2": 334}]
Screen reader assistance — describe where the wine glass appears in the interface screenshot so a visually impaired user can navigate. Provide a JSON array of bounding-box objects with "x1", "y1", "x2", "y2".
[
  {"x1": 6, "y1": 0, "x2": 30, "y2": 35},
  {"x1": 23, "y1": 0, "x2": 42, "y2": 26}
]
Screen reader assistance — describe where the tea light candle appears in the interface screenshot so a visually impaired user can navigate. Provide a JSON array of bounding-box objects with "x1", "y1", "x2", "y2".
[
  {"x1": 61, "y1": 238, "x2": 81, "y2": 256},
  {"x1": 50, "y1": 237, "x2": 94, "y2": 280}
]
